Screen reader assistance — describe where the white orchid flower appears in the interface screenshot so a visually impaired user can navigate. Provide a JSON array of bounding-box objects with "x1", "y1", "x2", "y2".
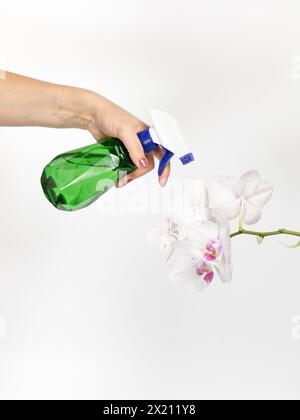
[
  {"x1": 169, "y1": 209, "x2": 233, "y2": 292},
  {"x1": 209, "y1": 170, "x2": 273, "y2": 225},
  {"x1": 147, "y1": 218, "x2": 179, "y2": 263}
]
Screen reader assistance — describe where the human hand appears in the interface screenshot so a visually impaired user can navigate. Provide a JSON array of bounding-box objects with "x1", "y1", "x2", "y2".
[{"x1": 69, "y1": 89, "x2": 171, "y2": 188}]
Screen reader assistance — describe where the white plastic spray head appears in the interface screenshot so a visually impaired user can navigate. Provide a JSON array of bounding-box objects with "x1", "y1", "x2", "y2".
[{"x1": 137, "y1": 110, "x2": 195, "y2": 177}]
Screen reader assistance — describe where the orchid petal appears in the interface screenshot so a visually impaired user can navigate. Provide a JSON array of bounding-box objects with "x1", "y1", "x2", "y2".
[
  {"x1": 248, "y1": 182, "x2": 273, "y2": 208},
  {"x1": 170, "y1": 183, "x2": 209, "y2": 225},
  {"x1": 192, "y1": 186, "x2": 210, "y2": 212},
  {"x1": 223, "y1": 232, "x2": 232, "y2": 261},
  {"x1": 238, "y1": 170, "x2": 261, "y2": 198},
  {"x1": 160, "y1": 236, "x2": 177, "y2": 263},
  {"x1": 147, "y1": 218, "x2": 178, "y2": 242},
  {"x1": 168, "y1": 254, "x2": 199, "y2": 285},
  {"x1": 208, "y1": 176, "x2": 242, "y2": 221},
  {"x1": 216, "y1": 198, "x2": 242, "y2": 221},
  {"x1": 175, "y1": 239, "x2": 204, "y2": 261},
  {"x1": 213, "y1": 211, "x2": 232, "y2": 260},
  {"x1": 198, "y1": 220, "x2": 219, "y2": 241},
  {"x1": 148, "y1": 218, "x2": 178, "y2": 262},
  {"x1": 208, "y1": 176, "x2": 238, "y2": 209},
  {"x1": 179, "y1": 219, "x2": 218, "y2": 246},
  {"x1": 215, "y1": 256, "x2": 233, "y2": 284},
  {"x1": 243, "y1": 200, "x2": 262, "y2": 225}
]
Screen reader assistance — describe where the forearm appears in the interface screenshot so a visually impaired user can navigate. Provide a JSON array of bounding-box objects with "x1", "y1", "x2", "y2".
[{"x1": 0, "y1": 72, "x2": 96, "y2": 130}]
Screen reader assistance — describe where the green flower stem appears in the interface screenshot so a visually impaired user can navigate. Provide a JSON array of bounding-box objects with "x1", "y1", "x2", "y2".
[{"x1": 230, "y1": 229, "x2": 300, "y2": 240}]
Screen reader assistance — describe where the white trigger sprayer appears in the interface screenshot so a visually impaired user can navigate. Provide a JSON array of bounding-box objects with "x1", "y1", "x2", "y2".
[{"x1": 137, "y1": 110, "x2": 195, "y2": 176}]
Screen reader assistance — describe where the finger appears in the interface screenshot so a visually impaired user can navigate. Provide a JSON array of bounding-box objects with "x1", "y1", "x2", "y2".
[
  {"x1": 117, "y1": 154, "x2": 155, "y2": 189},
  {"x1": 119, "y1": 127, "x2": 150, "y2": 171},
  {"x1": 159, "y1": 163, "x2": 171, "y2": 187},
  {"x1": 153, "y1": 147, "x2": 171, "y2": 188}
]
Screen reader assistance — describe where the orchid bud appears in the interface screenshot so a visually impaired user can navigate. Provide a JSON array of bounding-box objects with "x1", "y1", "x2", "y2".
[{"x1": 257, "y1": 236, "x2": 264, "y2": 245}]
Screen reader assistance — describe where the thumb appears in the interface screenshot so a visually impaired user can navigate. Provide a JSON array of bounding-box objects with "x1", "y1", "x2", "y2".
[{"x1": 119, "y1": 128, "x2": 149, "y2": 170}]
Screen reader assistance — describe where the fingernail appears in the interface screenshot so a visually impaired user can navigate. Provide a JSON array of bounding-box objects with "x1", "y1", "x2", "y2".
[
  {"x1": 160, "y1": 178, "x2": 168, "y2": 188},
  {"x1": 139, "y1": 158, "x2": 149, "y2": 170}
]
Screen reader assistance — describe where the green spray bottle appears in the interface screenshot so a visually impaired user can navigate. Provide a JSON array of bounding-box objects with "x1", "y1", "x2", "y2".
[{"x1": 41, "y1": 110, "x2": 194, "y2": 212}]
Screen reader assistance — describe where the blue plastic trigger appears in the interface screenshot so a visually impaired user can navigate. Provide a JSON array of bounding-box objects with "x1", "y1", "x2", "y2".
[
  {"x1": 137, "y1": 128, "x2": 158, "y2": 154},
  {"x1": 137, "y1": 129, "x2": 174, "y2": 176},
  {"x1": 158, "y1": 148, "x2": 174, "y2": 177}
]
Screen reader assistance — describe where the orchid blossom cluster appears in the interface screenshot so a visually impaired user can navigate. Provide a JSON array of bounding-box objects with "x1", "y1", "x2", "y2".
[{"x1": 148, "y1": 170, "x2": 300, "y2": 292}]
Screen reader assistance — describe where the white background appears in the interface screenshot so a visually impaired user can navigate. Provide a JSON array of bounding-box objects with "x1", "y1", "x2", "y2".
[{"x1": 0, "y1": 0, "x2": 300, "y2": 400}]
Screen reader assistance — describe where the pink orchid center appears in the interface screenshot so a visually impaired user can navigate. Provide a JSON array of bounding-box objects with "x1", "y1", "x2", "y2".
[
  {"x1": 195, "y1": 262, "x2": 214, "y2": 284},
  {"x1": 204, "y1": 239, "x2": 223, "y2": 262}
]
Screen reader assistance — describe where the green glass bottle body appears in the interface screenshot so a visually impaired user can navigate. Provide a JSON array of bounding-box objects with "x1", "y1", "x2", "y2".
[{"x1": 41, "y1": 138, "x2": 136, "y2": 211}]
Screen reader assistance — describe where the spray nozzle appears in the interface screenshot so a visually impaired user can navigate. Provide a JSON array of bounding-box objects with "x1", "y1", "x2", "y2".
[{"x1": 137, "y1": 110, "x2": 195, "y2": 177}]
